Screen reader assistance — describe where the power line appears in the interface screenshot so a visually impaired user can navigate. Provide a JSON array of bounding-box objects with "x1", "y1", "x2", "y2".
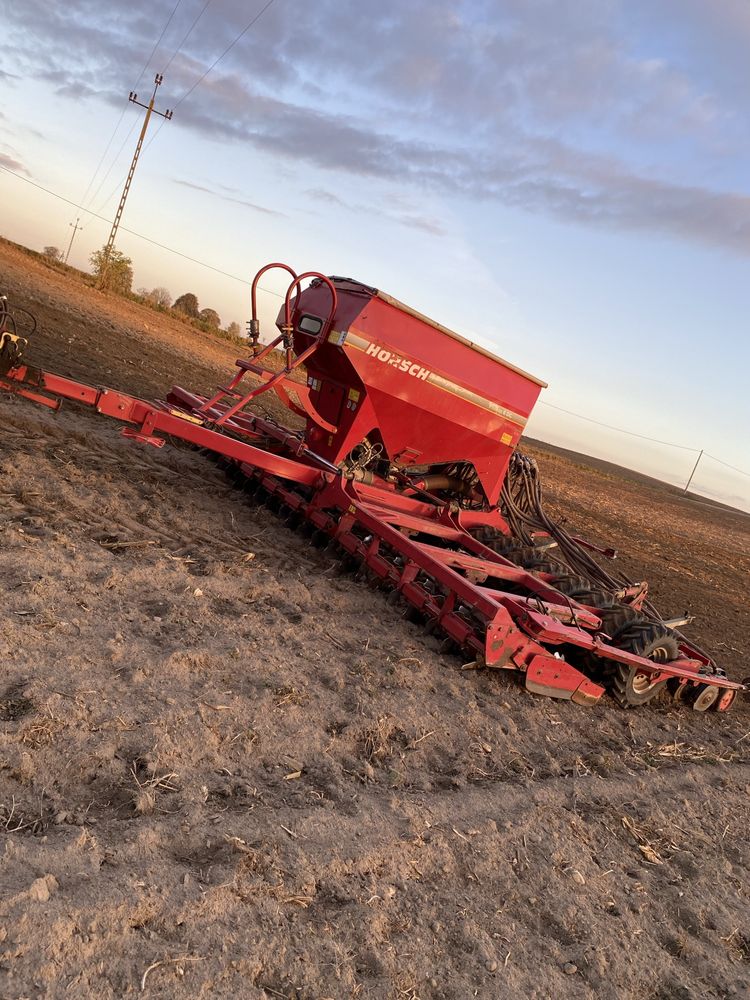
[
  {"x1": 172, "y1": 0, "x2": 278, "y2": 110},
  {"x1": 99, "y1": 75, "x2": 174, "y2": 284},
  {"x1": 77, "y1": 0, "x2": 184, "y2": 215},
  {"x1": 77, "y1": 106, "x2": 130, "y2": 210},
  {"x1": 89, "y1": 0, "x2": 218, "y2": 229},
  {"x1": 87, "y1": 0, "x2": 193, "y2": 220},
  {"x1": 93, "y1": 0, "x2": 215, "y2": 214},
  {"x1": 682, "y1": 448, "x2": 703, "y2": 495},
  {"x1": 537, "y1": 399, "x2": 701, "y2": 452},
  {"x1": 137, "y1": 0, "x2": 279, "y2": 160},
  {"x1": 89, "y1": 0, "x2": 279, "y2": 219},
  {"x1": 536, "y1": 402, "x2": 750, "y2": 480},
  {"x1": 132, "y1": 0, "x2": 185, "y2": 92},
  {"x1": 703, "y1": 453, "x2": 750, "y2": 480},
  {"x1": 163, "y1": 0, "x2": 212, "y2": 74},
  {"x1": 64, "y1": 217, "x2": 83, "y2": 264},
  {"x1": 0, "y1": 161, "x2": 281, "y2": 295},
  {"x1": 85, "y1": 112, "x2": 142, "y2": 218},
  {"x1": 91, "y1": 90, "x2": 175, "y2": 218}
]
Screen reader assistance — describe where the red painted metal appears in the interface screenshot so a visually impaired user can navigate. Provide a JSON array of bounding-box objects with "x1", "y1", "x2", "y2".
[
  {"x1": 1, "y1": 366, "x2": 324, "y2": 487},
  {"x1": 282, "y1": 273, "x2": 338, "y2": 342},
  {"x1": 249, "y1": 262, "x2": 297, "y2": 352},
  {"x1": 185, "y1": 270, "x2": 546, "y2": 506},
  {"x1": 0, "y1": 262, "x2": 743, "y2": 712},
  {"x1": 288, "y1": 278, "x2": 545, "y2": 504}
]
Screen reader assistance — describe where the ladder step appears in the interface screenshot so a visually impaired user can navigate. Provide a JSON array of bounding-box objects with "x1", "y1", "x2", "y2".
[
  {"x1": 235, "y1": 359, "x2": 265, "y2": 375},
  {"x1": 217, "y1": 385, "x2": 246, "y2": 399}
]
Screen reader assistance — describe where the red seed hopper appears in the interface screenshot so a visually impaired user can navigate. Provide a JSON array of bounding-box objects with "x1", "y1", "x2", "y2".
[{"x1": 289, "y1": 275, "x2": 546, "y2": 505}]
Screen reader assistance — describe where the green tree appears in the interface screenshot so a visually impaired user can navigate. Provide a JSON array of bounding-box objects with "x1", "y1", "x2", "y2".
[
  {"x1": 199, "y1": 307, "x2": 221, "y2": 329},
  {"x1": 226, "y1": 321, "x2": 241, "y2": 338},
  {"x1": 43, "y1": 246, "x2": 63, "y2": 262},
  {"x1": 173, "y1": 292, "x2": 199, "y2": 317},
  {"x1": 90, "y1": 246, "x2": 133, "y2": 294}
]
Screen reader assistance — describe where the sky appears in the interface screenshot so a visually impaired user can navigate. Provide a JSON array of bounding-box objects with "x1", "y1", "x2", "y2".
[{"x1": 1, "y1": 0, "x2": 749, "y2": 510}]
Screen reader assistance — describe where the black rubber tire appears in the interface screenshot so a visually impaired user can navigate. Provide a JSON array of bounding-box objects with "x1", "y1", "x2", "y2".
[
  {"x1": 596, "y1": 603, "x2": 641, "y2": 638},
  {"x1": 605, "y1": 621, "x2": 680, "y2": 708},
  {"x1": 503, "y1": 551, "x2": 570, "y2": 588},
  {"x1": 573, "y1": 594, "x2": 627, "y2": 681},
  {"x1": 524, "y1": 552, "x2": 566, "y2": 572},
  {"x1": 502, "y1": 545, "x2": 540, "y2": 566},
  {"x1": 471, "y1": 532, "x2": 565, "y2": 572},
  {"x1": 527, "y1": 559, "x2": 565, "y2": 576},
  {"x1": 548, "y1": 573, "x2": 593, "y2": 596},
  {"x1": 568, "y1": 587, "x2": 615, "y2": 608},
  {"x1": 471, "y1": 527, "x2": 514, "y2": 553}
]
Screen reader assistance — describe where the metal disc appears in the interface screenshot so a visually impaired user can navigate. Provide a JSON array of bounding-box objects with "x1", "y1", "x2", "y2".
[{"x1": 691, "y1": 684, "x2": 719, "y2": 712}]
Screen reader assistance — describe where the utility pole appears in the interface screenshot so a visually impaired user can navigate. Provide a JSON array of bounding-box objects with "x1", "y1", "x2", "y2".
[
  {"x1": 64, "y1": 217, "x2": 83, "y2": 264},
  {"x1": 683, "y1": 449, "x2": 704, "y2": 495},
  {"x1": 99, "y1": 73, "x2": 173, "y2": 287}
]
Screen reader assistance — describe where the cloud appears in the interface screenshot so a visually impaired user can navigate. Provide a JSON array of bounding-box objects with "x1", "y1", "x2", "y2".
[
  {"x1": 37, "y1": 69, "x2": 102, "y2": 100},
  {"x1": 4, "y1": 0, "x2": 750, "y2": 254},
  {"x1": 172, "y1": 85, "x2": 750, "y2": 254},
  {"x1": 173, "y1": 178, "x2": 285, "y2": 217},
  {"x1": 304, "y1": 186, "x2": 446, "y2": 236},
  {"x1": 0, "y1": 151, "x2": 30, "y2": 176},
  {"x1": 306, "y1": 188, "x2": 346, "y2": 207},
  {"x1": 392, "y1": 214, "x2": 446, "y2": 237}
]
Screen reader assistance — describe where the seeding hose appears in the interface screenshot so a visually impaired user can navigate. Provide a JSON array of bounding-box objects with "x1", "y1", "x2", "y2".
[
  {"x1": 502, "y1": 453, "x2": 726, "y2": 672},
  {"x1": 0, "y1": 296, "x2": 37, "y2": 337},
  {"x1": 501, "y1": 453, "x2": 664, "y2": 619}
]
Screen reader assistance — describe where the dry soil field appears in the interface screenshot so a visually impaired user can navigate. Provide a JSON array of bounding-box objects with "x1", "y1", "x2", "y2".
[{"x1": 1, "y1": 239, "x2": 749, "y2": 1000}]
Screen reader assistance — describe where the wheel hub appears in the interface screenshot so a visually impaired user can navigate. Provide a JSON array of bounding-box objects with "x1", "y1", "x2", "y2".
[
  {"x1": 632, "y1": 671, "x2": 659, "y2": 695},
  {"x1": 692, "y1": 684, "x2": 720, "y2": 712}
]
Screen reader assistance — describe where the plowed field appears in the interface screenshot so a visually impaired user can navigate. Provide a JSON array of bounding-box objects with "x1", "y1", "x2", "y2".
[{"x1": 1, "y1": 239, "x2": 749, "y2": 1000}]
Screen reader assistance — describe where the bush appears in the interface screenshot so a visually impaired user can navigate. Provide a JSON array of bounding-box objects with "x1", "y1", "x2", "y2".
[
  {"x1": 173, "y1": 292, "x2": 199, "y2": 317},
  {"x1": 138, "y1": 286, "x2": 172, "y2": 309},
  {"x1": 42, "y1": 246, "x2": 63, "y2": 263},
  {"x1": 150, "y1": 286, "x2": 172, "y2": 309},
  {"x1": 199, "y1": 307, "x2": 221, "y2": 329},
  {"x1": 90, "y1": 246, "x2": 133, "y2": 294}
]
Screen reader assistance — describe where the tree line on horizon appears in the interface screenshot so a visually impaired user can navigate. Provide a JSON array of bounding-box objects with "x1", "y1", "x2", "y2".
[{"x1": 41, "y1": 242, "x2": 242, "y2": 339}]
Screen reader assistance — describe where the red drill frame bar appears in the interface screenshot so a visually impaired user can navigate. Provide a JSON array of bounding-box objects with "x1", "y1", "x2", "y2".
[{"x1": 1, "y1": 361, "x2": 742, "y2": 711}]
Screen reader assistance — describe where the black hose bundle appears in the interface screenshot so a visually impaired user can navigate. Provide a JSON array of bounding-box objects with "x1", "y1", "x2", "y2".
[
  {"x1": 0, "y1": 295, "x2": 38, "y2": 337},
  {"x1": 500, "y1": 452, "x2": 664, "y2": 621}
]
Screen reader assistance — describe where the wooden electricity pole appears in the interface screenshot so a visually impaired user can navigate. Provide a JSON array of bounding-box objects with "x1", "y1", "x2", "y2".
[
  {"x1": 64, "y1": 217, "x2": 83, "y2": 264},
  {"x1": 99, "y1": 73, "x2": 173, "y2": 287},
  {"x1": 683, "y1": 449, "x2": 704, "y2": 495}
]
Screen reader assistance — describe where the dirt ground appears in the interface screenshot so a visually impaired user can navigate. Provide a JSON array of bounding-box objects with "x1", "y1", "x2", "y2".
[{"x1": 1, "y1": 239, "x2": 749, "y2": 1000}]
